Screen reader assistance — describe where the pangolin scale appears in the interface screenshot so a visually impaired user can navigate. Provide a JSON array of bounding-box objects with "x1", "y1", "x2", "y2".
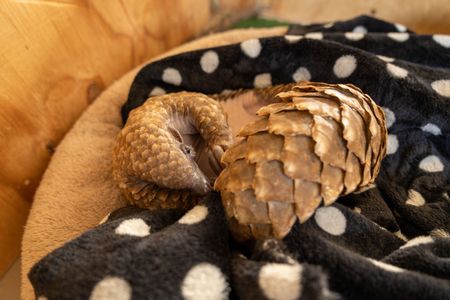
[{"x1": 214, "y1": 82, "x2": 387, "y2": 240}]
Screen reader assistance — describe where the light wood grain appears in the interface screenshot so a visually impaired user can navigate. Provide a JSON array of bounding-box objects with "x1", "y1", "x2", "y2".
[
  {"x1": 261, "y1": 0, "x2": 450, "y2": 34},
  {"x1": 0, "y1": 0, "x2": 255, "y2": 278}
]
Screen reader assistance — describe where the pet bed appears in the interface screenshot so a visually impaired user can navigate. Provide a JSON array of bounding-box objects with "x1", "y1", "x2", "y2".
[{"x1": 23, "y1": 16, "x2": 450, "y2": 300}]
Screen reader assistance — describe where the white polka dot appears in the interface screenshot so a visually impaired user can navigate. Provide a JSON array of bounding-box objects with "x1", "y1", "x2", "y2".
[
  {"x1": 394, "y1": 230, "x2": 408, "y2": 241},
  {"x1": 115, "y1": 218, "x2": 150, "y2": 237},
  {"x1": 377, "y1": 55, "x2": 395, "y2": 63},
  {"x1": 353, "y1": 25, "x2": 368, "y2": 34},
  {"x1": 220, "y1": 89, "x2": 233, "y2": 95},
  {"x1": 400, "y1": 236, "x2": 433, "y2": 249},
  {"x1": 353, "y1": 207, "x2": 362, "y2": 214},
  {"x1": 324, "y1": 22, "x2": 334, "y2": 28},
  {"x1": 200, "y1": 51, "x2": 219, "y2": 74},
  {"x1": 368, "y1": 259, "x2": 405, "y2": 273},
  {"x1": 382, "y1": 107, "x2": 395, "y2": 128},
  {"x1": 421, "y1": 123, "x2": 442, "y2": 135},
  {"x1": 386, "y1": 63, "x2": 408, "y2": 78},
  {"x1": 432, "y1": 34, "x2": 450, "y2": 48},
  {"x1": 305, "y1": 32, "x2": 323, "y2": 40},
  {"x1": 179, "y1": 205, "x2": 208, "y2": 224},
  {"x1": 181, "y1": 263, "x2": 229, "y2": 300},
  {"x1": 284, "y1": 35, "x2": 303, "y2": 43},
  {"x1": 292, "y1": 67, "x2": 311, "y2": 82},
  {"x1": 387, "y1": 32, "x2": 409, "y2": 42},
  {"x1": 314, "y1": 206, "x2": 346, "y2": 235},
  {"x1": 386, "y1": 134, "x2": 399, "y2": 155},
  {"x1": 254, "y1": 73, "x2": 272, "y2": 88},
  {"x1": 162, "y1": 68, "x2": 182, "y2": 86},
  {"x1": 345, "y1": 32, "x2": 364, "y2": 41},
  {"x1": 258, "y1": 263, "x2": 302, "y2": 300},
  {"x1": 419, "y1": 155, "x2": 444, "y2": 172},
  {"x1": 431, "y1": 79, "x2": 450, "y2": 97},
  {"x1": 241, "y1": 39, "x2": 262, "y2": 58},
  {"x1": 395, "y1": 23, "x2": 407, "y2": 32},
  {"x1": 90, "y1": 277, "x2": 132, "y2": 300},
  {"x1": 333, "y1": 55, "x2": 357, "y2": 78},
  {"x1": 38, "y1": 297, "x2": 48, "y2": 300},
  {"x1": 149, "y1": 86, "x2": 166, "y2": 97},
  {"x1": 405, "y1": 189, "x2": 426, "y2": 206}
]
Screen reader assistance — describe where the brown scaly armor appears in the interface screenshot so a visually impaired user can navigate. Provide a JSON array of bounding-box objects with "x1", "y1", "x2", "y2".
[
  {"x1": 112, "y1": 92, "x2": 234, "y2": 210},
  {"x1": 214, "y1": 82, "x2": 387, "y2": 240}
]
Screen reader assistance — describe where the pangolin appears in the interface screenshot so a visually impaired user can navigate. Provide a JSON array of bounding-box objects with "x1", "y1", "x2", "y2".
[
  {"x1": 112, "y1": 92, "x2": 234, "y2": 210},
  {"x1": 215, "y1": 82, "x2": 387, "y2": 240},
  {"x1": 113, "y1": 82, "x2": 387, "y2": 240}
]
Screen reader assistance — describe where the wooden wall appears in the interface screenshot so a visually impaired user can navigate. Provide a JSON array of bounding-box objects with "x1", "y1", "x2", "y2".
[
  {"x1": 0, "y1": 0, "x2": 255, "y2": 277},
  {"x1": 261, "y1": 0, "x2": 450, "y2": 34}
]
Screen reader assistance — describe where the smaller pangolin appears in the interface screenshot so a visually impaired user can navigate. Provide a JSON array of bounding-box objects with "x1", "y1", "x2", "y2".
[{"x1": 112, "y1": 92, "x2": 234, "y2": 210}]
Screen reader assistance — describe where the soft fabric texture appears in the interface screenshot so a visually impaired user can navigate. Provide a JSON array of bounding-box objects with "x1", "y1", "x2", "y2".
[
  {"x1": 27, "y1": 15, "x2": 450, "y2": 299},
  {"x1": 20, "y1": 27, "x2": 288, "y2": 300}
]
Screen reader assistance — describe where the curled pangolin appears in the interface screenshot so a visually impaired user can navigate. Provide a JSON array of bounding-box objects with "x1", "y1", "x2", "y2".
[
  {"x1": 112, "y1": 92, "x2": 234, "y2": 210},
  {"x1": 215, "y1": 82, "x2": 387, "y2": 240}
]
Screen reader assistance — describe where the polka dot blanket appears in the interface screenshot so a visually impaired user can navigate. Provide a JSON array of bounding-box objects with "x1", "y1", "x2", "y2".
[{"x1": 29, "y1": 16, "x2": 450, "y2": 300}]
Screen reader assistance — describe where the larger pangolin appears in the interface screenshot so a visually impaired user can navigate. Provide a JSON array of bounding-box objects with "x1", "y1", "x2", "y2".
[{"x1": 214, "y1": 82, "x2": 387, "y2": 241}]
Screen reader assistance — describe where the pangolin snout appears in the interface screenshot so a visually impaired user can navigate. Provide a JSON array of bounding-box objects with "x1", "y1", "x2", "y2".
[
  {"x1": 191, "y1": 177, "x2": 211, "y2": 195},
  {"x1": 190, "y1": 162, "x2": 212, "y2": 195}
]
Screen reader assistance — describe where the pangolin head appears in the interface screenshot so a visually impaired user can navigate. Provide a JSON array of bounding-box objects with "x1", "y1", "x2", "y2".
[{"x1": 162, "y1": 133, "x2": 212, "y2": 196}]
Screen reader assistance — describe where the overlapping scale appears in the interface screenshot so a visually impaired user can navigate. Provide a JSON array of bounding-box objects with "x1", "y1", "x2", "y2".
[{"x1": 215, "y1": 82, "x2": 387, "y2": 241}]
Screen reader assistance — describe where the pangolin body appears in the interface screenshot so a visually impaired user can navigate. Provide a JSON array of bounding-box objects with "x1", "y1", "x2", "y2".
[
  {"x1": 215, "y1": 82, "x2": 387, "y2": 240},
  {"x1": 112, "y1": 92, "x2": 234, "y2": 210}
]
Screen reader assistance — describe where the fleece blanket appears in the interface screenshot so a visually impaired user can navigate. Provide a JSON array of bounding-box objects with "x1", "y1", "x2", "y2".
[{"x1": 29, "y1": 16, "x2": 449, "y2": 300}]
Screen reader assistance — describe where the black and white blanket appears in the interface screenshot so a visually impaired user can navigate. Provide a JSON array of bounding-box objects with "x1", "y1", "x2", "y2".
[{"x1": 30, "y1": 16, "x2": 450, "y2": 300}]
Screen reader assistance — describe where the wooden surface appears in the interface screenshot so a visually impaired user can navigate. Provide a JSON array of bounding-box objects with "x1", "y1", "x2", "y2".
[
  {"x1": 0, "y1": 259, "x2": 20, "y2": 300},
  {"x1": 0, "y1": 0, "x2": 255, "y2": 278},
  {"x1": 262, "y1": 0, "x2": 450, "y2": 34}
]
